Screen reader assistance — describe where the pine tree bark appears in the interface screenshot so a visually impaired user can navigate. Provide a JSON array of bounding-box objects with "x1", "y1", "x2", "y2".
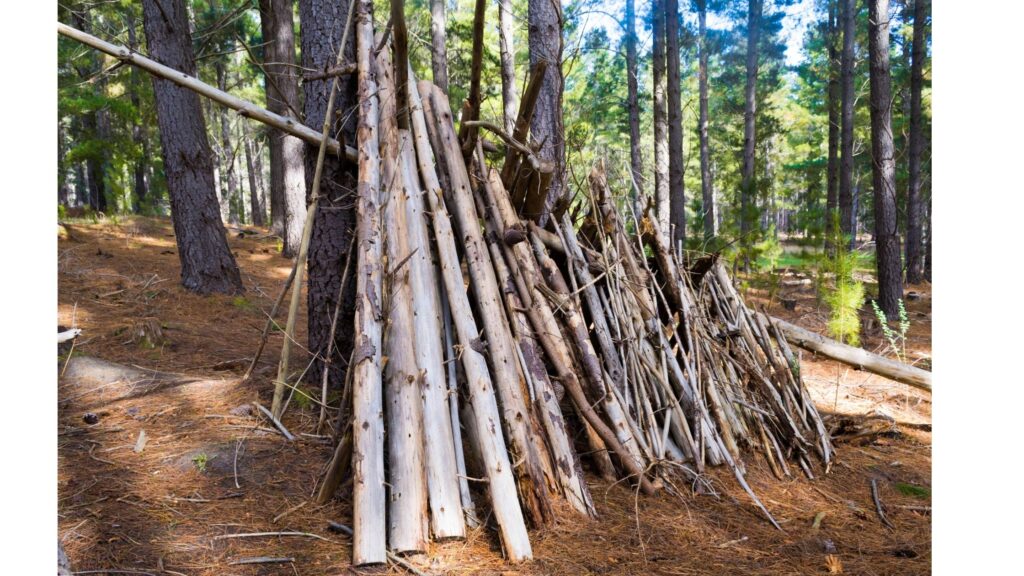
[
  {"x1": 141, "y1": 0, "x2": 243, "y2": 294},
  {"x1": 625, "y1": 0, "x2": 644, "y2": 214},
  {"x1": 299, "y1": 0, "x2": 359, "y2": 391},
  {"x1": 905, "y1": 0, "x2": 927, "y2": 284},
  {"x1": 499, "y1": 0, "x2": 518, "y2": 133},
  {"x1": 652, "y1": 0, "x2": 670, "y2": 240},
  {"x1": 839, "y1": 0, "x2": 856, "y2": 244},
  {"x1": 216, "y1": 63, "x2": 241, "y2": 225},
  {"x1": 71, "y1": 7, "x2": 108, "y2": 213},
  {"x1": 259, "y1": 0, "x2": 307, "y2": 255},
  {"x1": 740, "y1": 0, "x2": 763, "y2": 266},
  {"x1": 867, "y1": 0, "x2": 904, "y2": 319},
  {"x1": 528, "y1": 0, "x2": 565, "y2": 223},
  {"x1": 430, "y1": 0, "x2": 449, "y2": 94},
  {"x1": 825, "y1": 0, "x2": 840, "y2": 247},
  {"x1": 697, "y1": 0, "x2": 715, "y2": 242},
  {"x1": 665, "y1": 0, "x2": 685, "y2": 248},
  {"x1": 126, "y1": 10, "x2": 150, "y2": 213},
  {"x1": 244, "y1": 132, "x2": 265, "y2": 226}
]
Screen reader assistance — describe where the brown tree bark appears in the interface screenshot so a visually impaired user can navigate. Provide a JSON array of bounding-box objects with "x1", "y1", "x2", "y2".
[
  {"x1": 652, "y1": 0, "x2": 670, "y2": 239},
  {"x1": 244, "y1": 132, "x2": 265, "y2": 226},
  {"x1": 905, "y1": 0, "x2": 927, "y2": 284},
  {"x1": 740, "y1": 0, "x2": 763, "y2": 266},
  {"x1": 825, "y1": 0, "x2": 840, "y2": 248},
  {"x1": 430, "y1": 0, "x2": 449, "y2": 94},
  {"x1": 625, "y1": 0, "x2": 644, "y2": 214},
  {"x1": 126, "y1": 9, "x2": 150, "y2": 213},
  {"x1": 696, "y1": 0, "x2": 715, "y2": 242},
  {"x1": 499, "y1": 0, "x2": 518, "y2": 133},
  {"x1": 528, "y1": 0, "x2": 565, "y2": 223},
  {"x1": 299, "y1": 0, "x2": 359, "y2": 391},
  {"x1": 258, "y1": 0, "x2": 307, "y2": 255},
  {"x1": 867, "y1": 0, "x2": 904, "y2": 319},
  {"x1": 839, "y1": 0, "x2": 856, "y2": 244},
  {"x1": 141, "y1": 0, "x2": 243, "y2": 294},
  {"x1": 216, "y1": 62, "x2": 241, "y2": 224},
  {"x1": 665, "y1": 0, "x2": 685, "y2": 248}
]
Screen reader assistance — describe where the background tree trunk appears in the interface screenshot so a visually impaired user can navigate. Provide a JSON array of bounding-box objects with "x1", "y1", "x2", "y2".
[
  {"x1": 244, "y1": 132, "x2": 265, "y2": 226},
  {"x1": 430, "y1": 0, "x2": 449, "y2": 94},
  {"x1": 839, "y1": 0, "x2": 856, "y2": 245},
  {"x1": 528, "y1": 0, "x2": 565, "y2": 223},
  {"x1": 665, "y1": 0, "x2": 685, "y2": 249},
  {"x1": 299, "y1": 0, "x2": 359, "y2": 391},
  {"x1": 697, "y1": 0, "x2": 715, "y2": 243},
  {"x1": 625, "y1": 0, "x2": 644, "y2": 216},
  {"x1": 825, "y1": 0, "x2": 840, "y2": 249},
  {"x1": 740, "y1": 0, "x2": 763, "y2": 267},
  {"x1": 216, "y1": 63, "x2": 241, "y2": 225},
  {"x1": 905, "y1": 0, "x2": 927, "y2": 284},
  {"x1": 867, "y1": 0, "x2": 904, "y2": 318},
  {"x1": 652, "y1": 0, "x2": 670, "y2": 240},
  {"x1": 71, "y1": 8, "x2": 108, "y2": 213},
  {"x1": 259, "y1": 0, "x2": 307, "y2": 255},
  {"x1": 141, "y1": 0, "x2": 243, "y2": 295},
  {"x1": 499, "y1": 0, "x2": 517, "y2": 133},
  {"x1": 126, "y1": 10, "x2": 150, "y2": 214}
]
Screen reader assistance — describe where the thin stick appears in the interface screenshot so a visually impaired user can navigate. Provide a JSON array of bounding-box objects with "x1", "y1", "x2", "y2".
[
  {"x1": 211, "y1": 531, "x2": 330, "y2": 542},
  {"x1": 253, "y1": 402, "x2": 295, "y2": 441},
  {"x1": 871, "y1": 478, "x2": 894, "y2": 528},
  {"x1": 317, "y1": 240, "x2": 356, "y2": 433},
  {"x1": 228, "y1": 557, "x2": 294, "y2": 565},
  {"x1": 242, "y1": 265, "x2": 296, "y2": 383}
]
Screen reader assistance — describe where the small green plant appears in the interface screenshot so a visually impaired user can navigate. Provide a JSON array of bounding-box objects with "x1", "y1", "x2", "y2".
[
  {"x1": 871, "y1": 298, "x2": 911, "y2": 363},
  {"x1": 231, "y1": 295, "x2": 254, "y2": 311},
  {"x1": 58, "y1": 204, "x2": 67, "y2": 220},
  {"x1": 894, "y1": 482, "x2": 930, "y2": 499},
  {"x1": 753, "y1": 225, "x2": 784, "y2": 272},
  {"x1": 821, "y1": 214, "x2": 865, "y2": 346},
  {"x1": 192, "y1": 453, "x2": 210, "y2": 473}
]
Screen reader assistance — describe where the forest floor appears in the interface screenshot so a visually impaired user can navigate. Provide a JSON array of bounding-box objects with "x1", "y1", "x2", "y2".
[{"x1": 57, "y1": 217, "x2": 932, "y2": 576}]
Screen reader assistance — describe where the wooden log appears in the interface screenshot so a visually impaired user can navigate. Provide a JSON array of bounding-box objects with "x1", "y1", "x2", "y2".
[
  {"x1": 399, "y1": 138, "x2": 466, "y2": 539},
  {"x1": 351, "y1": 1, "x2": 387, "y2": 564},
  {"x1": 426, "y1": 84, "x2": 555, "y2": 528},
  {"x1": 501, "y1": 61, "x2": 548, "y2": 188},
  {"x1": 377, "y1": 43, "x2": 428, "y2": 554},
  {"x1": 771, "y1": 316, "x2": 932, "y2": 392},
  {"x1": 408, "y1": 78, "x2": 532, "y2": 562},
  {"x1": 56, "y1": 22, "x2": 357, "y2": 162}
]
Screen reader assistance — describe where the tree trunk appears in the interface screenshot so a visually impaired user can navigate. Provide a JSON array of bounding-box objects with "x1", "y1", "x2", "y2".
[
  {"x1": 665, "y1": 0, "x2": 685, "y2": 249},
  {"x1": 528, "y1": 0, "x2": 565, "y2": 223},
  {"x1": 141, "y1": 0, "x2": 243, "y2": 295},
  {"x1": 499, "y1": 0, "x2": 518, "y2": 133},
  {"x1": 259, "y1": 0, "x2": 307, "y2": 254},
  {"x1": 740, "y1": 0, "x2": 763, "y2": 267},
  {"x1": 244, "y1": 132, "x2": 265, "y2": 226},
  {"x1": 652, "y1": 0, "x2": 670, "y2": 240},
  {"x1": 905, "y1": 0, "x2": 927, "y2": 284},
  {"x1": 697, "y1": 0, "x2": 715, "y2": 243},
  {"x1": 126, "y1": 10, "x2": 150, "y2": 213},
  {"x1": 299, "y1": 0, "x2": 359, "y2": 392},
  {"x1": 625, "y1": 0, "x2": 644, "y2": 214},
  {"x1": 867, "y1": 0, "x2": 903, "y2": 319},
  {"x1": 216, "y1": 63, "x2": 241, "y2": 225},
  {"x1": 430, "y1": 0, "x2": 449, "y2": 94},
  {"x1": 825, "y1": 0, "x2": 840, "y2": 249},
  {"x1": 839, "y1": 0, "x2": 856, "y2": 244}
]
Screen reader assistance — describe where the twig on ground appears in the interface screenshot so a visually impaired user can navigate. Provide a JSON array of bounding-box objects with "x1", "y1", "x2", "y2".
[
  {"x1": 253, "y1": 402, "x2": 295, "y2": 441},
  {"x1": 870, "y1": 478, "x2": 894, "y2": 528}
]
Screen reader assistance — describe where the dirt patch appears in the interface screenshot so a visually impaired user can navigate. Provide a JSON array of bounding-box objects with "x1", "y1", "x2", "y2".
[{"x1": 58, "y1": 218, "x2": 931, "y2": 575}]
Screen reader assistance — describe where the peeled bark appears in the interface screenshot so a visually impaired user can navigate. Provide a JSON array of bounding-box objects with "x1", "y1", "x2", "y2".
[
  {"x1": 665, "y1": 0, "x2": 685, "y2": 248},
  {"x1": 905, "y1": 0, "x2": 927, "y2": 284},
  {"x1": 430, "y1": 0, "x2": 449, "y2": 94},
  {"x1": 838, "y1": 0, "x2": 856, "y2": 244},
  {"x1": 258, "y1": 0, "x2": 307, "y2": 252},
  {"x1": 625, "y1": 0, "x2": 644, "y2": 210},
  {"x1": 652, "y1": 0, "x2": 670, "y2": 240},
  {"x1": 140, "y1": 0, "x2": 242, "y2": 295},
  {"x1": 740, "y1": 0, "x2": 763, "y2": 265},
  {"x1": 350, "y1": 0, "x2": 386, "y2": 564},
  {"x1": 528, "y1": 0, "x2": 565, "y2": 223},
  {"x1": 697, "y1": 0, "x2": 715, "y2": 242},
  {"x1": 499, "y1": 0, "x2": 518, "y2": 133},
  {"x1": 867, "y1": 0, "x2": 903, "y2": 319}
]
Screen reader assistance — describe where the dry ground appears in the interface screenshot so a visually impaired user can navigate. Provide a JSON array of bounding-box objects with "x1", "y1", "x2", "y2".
[{"x1": 57, "y1": 217, "x2": 932, "y2": 575}]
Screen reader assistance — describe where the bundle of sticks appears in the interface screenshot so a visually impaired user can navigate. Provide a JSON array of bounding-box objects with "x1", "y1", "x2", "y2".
[{"x1": 310, "y1": 6, "x2": 833, "y2": 566}]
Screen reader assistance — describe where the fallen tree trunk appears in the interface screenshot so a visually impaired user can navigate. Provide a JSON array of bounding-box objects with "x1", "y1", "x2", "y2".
[
  {"x1": 56, "y1": 21, "x2": 357, "y2": 162},
  {"x1": 770, "y1": 317, "x2": 932, "y2": 393}
]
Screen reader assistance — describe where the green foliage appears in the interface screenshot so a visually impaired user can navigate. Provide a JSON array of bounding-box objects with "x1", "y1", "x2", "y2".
[
  {"x1": 192, "y1": 453, "x2": 210, "y2": 473},
  {"x1": 821, "y1": 216, "x2": 865, "y2": 346},
  {"x1": 230, "y1": 296, "x2": 254, "y2": 311},
  {"x1": 894, "y1": 482, "x2": 930, "y2": 499},
  {"x1": 871, "y1": 298, "x2": 911, "y2": 362},
  {"x1": 753, "y1": 225, "x2": 783, "y2": 272}
]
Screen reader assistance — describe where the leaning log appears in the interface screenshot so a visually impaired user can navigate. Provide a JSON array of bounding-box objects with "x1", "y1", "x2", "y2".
[
  {"x1": 771, "y1": 317, "x2": 932, "y2": 392},
  {"x1": 350, "y1": 0, "x2": 387, "y2": 565},
  {"x1": 56, "y1": 22, "x2": 358, "y2": 162}
]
